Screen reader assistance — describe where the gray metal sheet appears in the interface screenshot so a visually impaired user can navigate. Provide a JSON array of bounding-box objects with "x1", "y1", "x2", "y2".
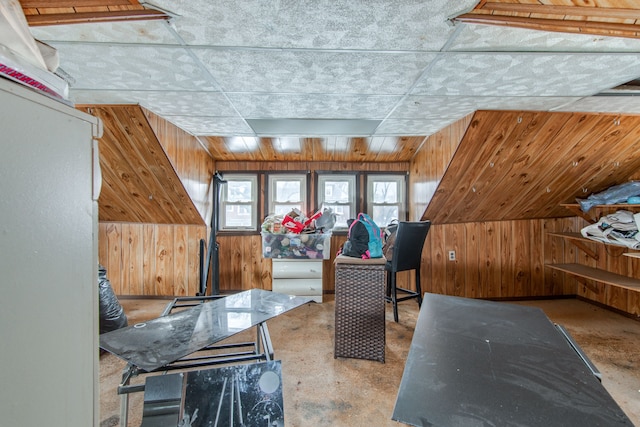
[
  {"x1": 99, "y1": 289, "x2": 312, "y2": 372},
  {"x1": 392, "y1": 293, "x2": 633, "y2": 426}
]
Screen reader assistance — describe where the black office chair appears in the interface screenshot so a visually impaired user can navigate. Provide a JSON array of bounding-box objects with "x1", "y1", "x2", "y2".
[{"x1": 385, "y1": 221, "x2": 431, "y2": 322}]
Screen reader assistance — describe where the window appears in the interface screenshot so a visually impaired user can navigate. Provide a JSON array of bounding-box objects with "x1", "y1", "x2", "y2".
[
  {"x1": 367, "y1": 175, "x2": 406, "y2": 227},
  {"x1": 268, "y1": 174, "x2": 307, "y2": 216},
  {"x1": 317, "y1": 174, "x2": 356, "y2": 229},
  {"x1": 219, "y1": 174, "x2": 258, "y2": 230}
]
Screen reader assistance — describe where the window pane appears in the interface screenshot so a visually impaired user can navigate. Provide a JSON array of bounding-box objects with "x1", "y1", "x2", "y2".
[
  {"x1": 372, "y1": 205, "x2": 398, "y2": 226},
  {"x1": 324, "y1": 181, "x2": 350, "y2": 203},
  {"x1": 274, "y1": 204, "x2": 303, "y2": 216},
  {"x1": 227, "y1": 180, "x2": 252, "y2": 202},
  {"x1": 276, "y1": 180, "x2": 301, "y2": 202},
  {"x1": 323, "y1": 204, "x2": 351, "y2": 228},
  {"x1": 219, "y1": 174, "x2": 258, "y2": 231},
  {"x1": 373, "y1": 181, "x2": 398, "y2": 203},
  {"x1": 224, "y1": 205, "x2": 253, "y2": 227}
]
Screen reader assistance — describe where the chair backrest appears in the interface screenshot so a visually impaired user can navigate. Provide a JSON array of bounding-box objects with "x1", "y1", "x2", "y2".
[{"x1": 390, "y1": 221, "x2": 431, "y2": 272}]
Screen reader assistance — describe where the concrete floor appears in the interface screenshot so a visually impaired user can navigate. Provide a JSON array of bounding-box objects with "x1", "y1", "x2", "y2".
[{"x1": 99, "y1": 296, "x2": 640, "y2": 427}]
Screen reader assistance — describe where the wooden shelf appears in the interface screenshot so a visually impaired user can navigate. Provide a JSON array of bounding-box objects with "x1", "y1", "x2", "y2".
[
  {"x1": 546, "y1": 231, "x2": 601, "y2": 260},
  {"x1": 561, "y1": 203, "x2": 640, "y2": 223},
  {"x1": 546, "y1": 263, "x2": 640, "y2": 291}
]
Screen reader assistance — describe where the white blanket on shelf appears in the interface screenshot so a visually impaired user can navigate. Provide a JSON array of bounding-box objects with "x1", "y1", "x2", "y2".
[{"x1": 581, "y1": 210, "x2": 640, "y2": 249}]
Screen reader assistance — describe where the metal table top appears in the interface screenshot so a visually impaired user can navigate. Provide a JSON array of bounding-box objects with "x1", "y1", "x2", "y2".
[
  {"x1": 392, "y1": 293, "x2": 632, "y2": 426},
  {"x1": 99, "y1": 289, "x2": 312, "y2": 372}
]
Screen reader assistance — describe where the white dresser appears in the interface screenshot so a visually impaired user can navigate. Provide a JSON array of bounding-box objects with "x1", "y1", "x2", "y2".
[{"x1": 272, "y1": 259, "x2": 323, "y2": 302}]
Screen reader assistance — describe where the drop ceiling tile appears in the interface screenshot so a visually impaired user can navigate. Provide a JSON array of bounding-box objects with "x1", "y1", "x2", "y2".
[
  {"x1": 412, "y1": 53, "x2": 640, "y2": 97},
  {"x1": 51, "y1": 44, "x2": 219, "y2": 91},
  {"x1": 194, "y1": 49, "x2": 437, "y2": 94},
  {"x1": 165, "y1": 116, "x2": 254, "y2": 136},
  {"x1": 555, "y1": 97, "x2": 640, "y2": 114},
  {"x1": 70, "y1": 90, "x2": 238, "y2": 116},
  {"x1": 450, "y1": 24, "x2": 640, "y2": 53},
  {"x1": 227, "y1": 93, "x2": 400, "y2": 119},
  {"x1": 389, "y1": 96, "x2": 581, "y2": 120},
  {"x1": 375, "y1": 118, "x2": 454, "y2": 136},
  {"x1": 389, "y1": 96, "x2": 478, "y2": 119},
  {"x1": 149, "y1": 0, "x2": 478, "y2": 50},
  {"x1": 473, "y1": 96, "x2": 582, "y2": 111},
  {"x1": 31, "y1": 21, "x2": 178, "y2": 44}
]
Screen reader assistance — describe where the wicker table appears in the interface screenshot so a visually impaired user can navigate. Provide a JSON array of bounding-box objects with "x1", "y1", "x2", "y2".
[{"x1": 334, "y1": 255, "x2": 387, "y2": 362}]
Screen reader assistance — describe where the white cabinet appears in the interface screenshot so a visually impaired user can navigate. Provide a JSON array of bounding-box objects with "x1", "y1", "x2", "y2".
[
  {"x1": 0, "y1": 78, "x2": 101, "y2": 426},
  {"x1": 272, "y1": 259, "x2": 323, "y2": 302}
]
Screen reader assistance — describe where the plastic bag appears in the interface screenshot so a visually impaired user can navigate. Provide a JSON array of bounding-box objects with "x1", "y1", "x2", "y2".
[
  {"x1": 98, "y1": 264, "x2": 128, "y2": 334},
  {"x1": 576, "y1": 181, "x2": 640, "y2": 212}
]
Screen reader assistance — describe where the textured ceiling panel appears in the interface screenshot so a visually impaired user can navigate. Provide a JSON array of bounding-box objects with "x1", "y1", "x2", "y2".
[
  {"x1": 412, "y1": 53, "x2": 640, "y2": 97},
  {"x1": 227, "y1": 93, "x2": 401, "y2": 119},
  {"x1": 71, "y1": 90, "x2": 239, "y2": 116},
  {"x1": 193, "y1": 49, "x2": 437, "y2": 95},
  {"x1": 28, "y1": 1, "x2": 640, "y2": 138},
  {"x1": 28, "y1": 20, "x2": 177, "y2": 44},
  {"x1": 164, "y1": 116, "x2": 255, "y2": 136},
  {"x1": 556, "y1": 97, "x2": 640, "y2": 114},
  {"x1": 449, "y1": 24, "x2": 640, "y2": 53},
  {"x1": 148, "y1": 0, "x2": 479, "y2": 50},
  {"x1": 54, "y1": 44, "x2": 219, "y2": 91},
  {"x1": 389, "y1": 96, "x2": 578, "y2": 119}
]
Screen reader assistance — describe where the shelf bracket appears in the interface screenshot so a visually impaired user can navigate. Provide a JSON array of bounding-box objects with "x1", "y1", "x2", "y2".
[
  {"x1": 573, "y1": 276, "x2": 600, "y2": 294},
  {"x1": 563, "y1": 204, "x2": 597, "y2": 223},
  {"x1": 567, "y1": 239, "x2": 599, "y2": 261}
]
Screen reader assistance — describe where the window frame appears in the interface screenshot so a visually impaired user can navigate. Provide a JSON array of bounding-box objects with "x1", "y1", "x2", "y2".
[
  {"x1": 267, "y1": 173, "x2": 309, "y2": 217},
  {"x1": 316, "y1": 172, "x2": 357, "y2": 231},
  {"x1": 366, "y1": 174, "x2": 407, "y2": 227},
  {"x1": 218, "y1": 173, "x2": 259, "y2": 231}
]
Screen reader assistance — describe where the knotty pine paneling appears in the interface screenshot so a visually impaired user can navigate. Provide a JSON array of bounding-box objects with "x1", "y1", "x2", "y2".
[
  {"x1": 216, "y1": 161, "x2": 408, "y2": 172},
  {"x1": 143, "y1": 109, "x2": 215, "y2": 224},
  {"x1": 424, "y1": 111, "x2": 640, "y2": 224},
  {"x1": 423, "y1": 218, "x2": 582, "y2": 300},
  {"x1": 215, "y1": 215, "x2": 636, "y2": 312},
  {"x1": 216, "y1": 233, "x2": 345, "y2": 294},
  {"x1": 201, "y1": 136, "x2": 425, "y2": 162},
  {"x1": 410, "y1": 114, "x2": 472, "y2": 221},
  {"x1": 81, "y1": 105, "x2": 206, "y2": 225},
  {"x1": 98, "y1": 222, "x2": 206, "y2": 296}
]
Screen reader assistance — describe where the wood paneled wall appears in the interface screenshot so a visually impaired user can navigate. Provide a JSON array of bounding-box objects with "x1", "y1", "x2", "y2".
[
  {"x1": 424, "y1": 111, "x2": 640, "y2": 224},
  {"x1": 97, "y1": 111, "x2": 639, "y2": 317},
  {"x1": 96, "y1": 108, "x2": 214, "y2": 296},
  {"x1": 215, "y1": 161, "x2": 407, "y2": 294},
  {"x1": 409, "y1": 114, "x2": 473, "y2": 221},
  {"x1": 143, "y1": 108, "x2": 215, "y2": 224},
  {"x1": 99, "y1": 222, "x2": 207, "y2": 296}
]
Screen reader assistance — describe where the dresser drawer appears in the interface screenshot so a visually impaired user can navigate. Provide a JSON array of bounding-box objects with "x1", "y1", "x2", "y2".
[
  {"x1": 272, "y1": 278, "x2": 322, "y2": 296},
  {"x1": 272, "y1": 259, "x2": 323, "y2": 278}
]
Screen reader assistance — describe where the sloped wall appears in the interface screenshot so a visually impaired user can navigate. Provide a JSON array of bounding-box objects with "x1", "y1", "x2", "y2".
[
  {"x1": 411, "y1": 110, "x2": 640, "y2": 317},
  {"x1": 88, "y1": 105, "x2": 215, "y2": 296}
]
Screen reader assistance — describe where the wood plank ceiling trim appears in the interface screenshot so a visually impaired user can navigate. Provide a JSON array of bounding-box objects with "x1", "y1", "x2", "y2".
[
  {"x1": 20, "y1": 0, "x2": 136, "y2": 7},
  {"x1": 19, "y1": 0, "x2": 169, "y2": 26},
  {"x1": 199, "y1": 136, "x2": 427, "y2": 162},
  {"x1": 423, "y1": 110, "x2": 640, "y2": 224},
  {"x1": 455, "y1": 1, "x2": 640, "y2": 39}
]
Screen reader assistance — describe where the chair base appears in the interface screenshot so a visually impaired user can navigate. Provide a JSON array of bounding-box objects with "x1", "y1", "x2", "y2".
[{"x1": 385, "y1": 280, "x2": 422, "y2": 323}]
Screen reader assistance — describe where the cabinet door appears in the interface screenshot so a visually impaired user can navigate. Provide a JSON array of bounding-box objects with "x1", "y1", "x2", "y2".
[{"x1": 0, "y1": 80, "x2": 100, "y2": 427}]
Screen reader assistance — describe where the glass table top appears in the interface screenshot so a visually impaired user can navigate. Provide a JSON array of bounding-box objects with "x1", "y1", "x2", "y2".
[{"x1": 99, "y1": 289, "x2": 312, "y2": 372}]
